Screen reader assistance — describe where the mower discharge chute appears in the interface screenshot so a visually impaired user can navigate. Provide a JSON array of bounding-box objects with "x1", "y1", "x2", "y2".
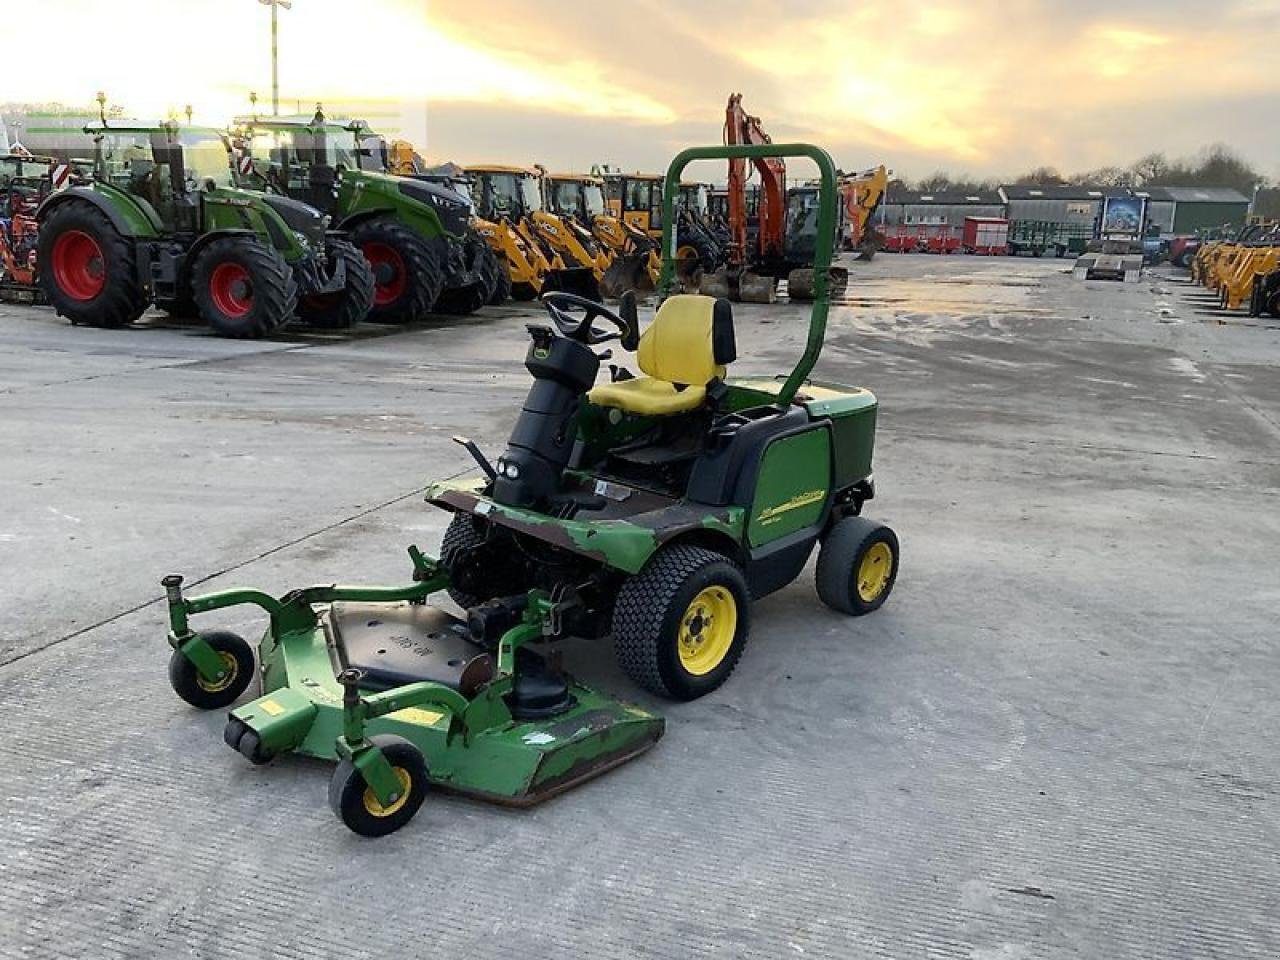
[{"x1": 163, "y1": 142, "x2": 898, "y2": 837}]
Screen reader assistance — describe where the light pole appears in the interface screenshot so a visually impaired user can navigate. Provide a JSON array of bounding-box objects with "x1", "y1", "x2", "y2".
[{"x1": 257, "y1": 0, "x2": 292, "y2": 116}]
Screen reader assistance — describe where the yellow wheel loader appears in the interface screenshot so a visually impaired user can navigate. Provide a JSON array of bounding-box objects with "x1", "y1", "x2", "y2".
[
  {"x1": 465, "y1": 165, "x2": 596, "y2": 301},
  {"x1": 544, "y1": 172, "x2": 658, "y2": 298},
  {"x1": 603, "y1": 172, "x2": 723, "y2": 290}
]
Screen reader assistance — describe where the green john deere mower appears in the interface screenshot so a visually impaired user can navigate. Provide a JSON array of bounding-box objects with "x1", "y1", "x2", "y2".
[
  {"x1": 163, "y1": 143, "x2": 897, "y2": 836},
  {"x1": 37, "y1": 111, "x2": 373, "y2": 338},
  {"x1": 232, "y1": 109, "x2": 501, "y2": 320}
]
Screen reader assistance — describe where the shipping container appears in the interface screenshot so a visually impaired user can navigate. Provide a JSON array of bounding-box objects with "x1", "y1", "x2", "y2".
[{"x1": 962, "y1": 217, "x2": 1009, "y2": 254}]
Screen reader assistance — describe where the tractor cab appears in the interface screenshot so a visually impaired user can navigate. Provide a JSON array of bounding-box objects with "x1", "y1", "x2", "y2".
[
  {"x1": 469, "y1": 165, "x2": 544, "y2": 225},
  {"x1": 86, "y1": 124, "x2": 234, "y2": 233}
]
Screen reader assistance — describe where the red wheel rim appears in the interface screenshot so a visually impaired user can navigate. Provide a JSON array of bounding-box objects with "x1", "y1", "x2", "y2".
[
  {"x1": 51, "y1": 230, "x2": 106, "y2": 301},
  {"x1": 362, "y1": 242, "x2": 407, "y2": 306},
  {"x1": 209, "y1": 262, "x2": 253, "y2": 318}
]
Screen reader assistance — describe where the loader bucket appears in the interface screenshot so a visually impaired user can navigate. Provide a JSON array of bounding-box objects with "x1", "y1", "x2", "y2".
[
  {"x1": 600, "y1": 253, "x2": 654, "y2": 300},
  {"x1": 787, "y1": 266, "x2": 848, "y2": 302},
  {"x1": 699, "y1": 268, "x2": 733, "y2": 300},
  {"x1": 698, "y1": 268, "x2": 777, "y2": 303},
  {"x1": 542, "y1": 267, "x2": 601, "y2": 302}
]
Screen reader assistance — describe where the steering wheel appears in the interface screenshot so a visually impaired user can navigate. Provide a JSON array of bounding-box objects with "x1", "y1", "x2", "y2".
[{"x1": 541, "y1": 291, "x2": 637, "y2": 348}]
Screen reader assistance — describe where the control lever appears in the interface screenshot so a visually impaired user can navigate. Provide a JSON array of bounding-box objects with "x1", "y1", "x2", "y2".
[
  {"x1": 452, "y1": 435, "x2": 496, "y2": 481},
  {"x1": 596, "y1": 349, "x2": 613, "y2": 362}
]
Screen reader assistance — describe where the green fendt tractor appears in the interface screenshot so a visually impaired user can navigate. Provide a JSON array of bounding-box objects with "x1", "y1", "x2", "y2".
[
  {"x1": 232, "y1": 109, "x2": 501, "y2": 320},
  {"x1": 161, "y1": 143, "x2": 897, "y2": 837},
  {"x1": 37, "y1": 116, "x2": 373, "y2": 337}
]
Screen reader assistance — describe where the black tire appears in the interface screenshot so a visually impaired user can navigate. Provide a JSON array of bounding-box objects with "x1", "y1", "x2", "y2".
[
  {"x1": 297, "y1": 238, "x2": 375, "y2": 330},
  {"x1": 38, "y1": 200, "x2": 148, "y2": 328},
  {"x1": 192, "y1": 237, "x2": 297, "y2": 339},
  {"x1": 439, "y1": 513, "x2": 532, "y2": 611},
  {"x1": 349, "y1": 218, "x2": 443, "y2": 324},
  {"x1": 487, "y1": 249, "x2": 512, "y2": 305},
  {"x1": 816, "y1": 517, "x2": 899, "y2": 616},
  {"x1": 612, "y1": 545, "x2": 750, "y2": 701},
  {"x1": 328, "y1": 735, "x2": 428, "y2": 837},
  {"x1": 511, "y1": 281, "x2": 539, "y2": 301},
  {"x1": 168, "y1": 630, "x2": 256, "y2": 710},
  {"x1": 1267, "y1": 291, "x2": 1280, "y2": 319}
]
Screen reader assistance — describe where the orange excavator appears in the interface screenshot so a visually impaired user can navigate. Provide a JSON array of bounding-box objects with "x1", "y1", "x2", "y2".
[{"x1": 703, "y1": 93, "x2": 848, "y2": 302}]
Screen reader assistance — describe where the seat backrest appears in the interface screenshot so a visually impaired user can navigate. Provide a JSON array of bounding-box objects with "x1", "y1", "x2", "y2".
[{"x1": 637, "y1": 294, "x2": 737, "y2": 387}]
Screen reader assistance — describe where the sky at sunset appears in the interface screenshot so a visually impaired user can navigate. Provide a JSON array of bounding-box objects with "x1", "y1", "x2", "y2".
[{"x1": 5, "y1": 0, "x2": 1278, "y2": 181}]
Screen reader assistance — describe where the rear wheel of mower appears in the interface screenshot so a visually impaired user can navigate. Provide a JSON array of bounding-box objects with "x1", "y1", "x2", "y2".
[
  {"x1": 613, "y1": 545, "x2": 750, "y2": 701},
  {"x1": 297, "y1": 238, "x2": 375, "y2": 330},
  {"x1": 328, "y1": 735, "x2": 428, "y2": 837},
  {"x1": 816, "y1": 517, "x2": 899, "y2": 616},
  {"x1": 350, "y1": 219, "x2": 442, "y2": 324},
  {"x1": 193, "y1": 237, "x2": 298, "y2": 338},
  {"x1": 168, "y1": 630, "x2": 256, "y2": 710},
  {"x1": 38, "y1": 201, "x2": 148, "y2": 328}
]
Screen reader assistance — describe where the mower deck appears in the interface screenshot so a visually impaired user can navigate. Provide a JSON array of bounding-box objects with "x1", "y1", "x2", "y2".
[{"x1": 230, "y1": 600, "x2": 663, "y2": 806}]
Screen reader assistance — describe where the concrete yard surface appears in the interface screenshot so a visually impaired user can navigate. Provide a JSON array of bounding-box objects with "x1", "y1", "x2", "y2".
[{"x1": 1, "y1": 256, "x2": 1278, "y2": 958}]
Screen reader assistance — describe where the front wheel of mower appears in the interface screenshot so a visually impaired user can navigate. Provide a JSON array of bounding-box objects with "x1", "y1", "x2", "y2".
[
  {"x1": 612, "y1": 545, "x2": 750, "y2": 701},
  {"x1": 816, "y1": 517, "x2": 899, "y2": 616},
  {"x1": 297, "y1": 238, "x2": 375, "y2": 330},
  {"x1": 328, "y1": 735, "x2": 428, "y2": 838},
  {"x1": 192, "y1": 237, "x2": 298, "y2": 338},
  {"x1": 168, "y1": 630, "x2": 256, "y2": 710}
]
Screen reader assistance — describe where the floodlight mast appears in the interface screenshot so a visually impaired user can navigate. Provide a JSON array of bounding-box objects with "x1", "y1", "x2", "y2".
[{"x1": 257, "y1": 0, "x2": 293, "y2": 116}]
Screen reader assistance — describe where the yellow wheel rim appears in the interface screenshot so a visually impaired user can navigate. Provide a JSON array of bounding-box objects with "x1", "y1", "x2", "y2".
[
  {"x1": 856, "y1": 541, "x2": 894, "y2": 603},
  {"x1": 362, "y1": 767, "x2": 412, "y2": 818},
  {"x1": 195, "y1": 651, "x2": 238, "y2": 693},
  {"x1": 677, "y1": 586, "x2": 737, "y2": 676}
]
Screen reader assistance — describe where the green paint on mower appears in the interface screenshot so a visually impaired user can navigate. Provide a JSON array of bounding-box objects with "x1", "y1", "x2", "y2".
[{"x1": 163, "y1": 143, "x2": 898, "y2": 837}]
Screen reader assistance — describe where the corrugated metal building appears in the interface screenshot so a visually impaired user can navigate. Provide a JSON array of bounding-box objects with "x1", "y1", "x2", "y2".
[
  {"x1": 997, "y1": 184, "x2": 1129, "y2": 228},
  {"x1": 1132, "y1": 186, "x2": 1250, "y2": 234},
  {"x1": 876, "y1": 190, "x2": 1004, "y2": 228}
]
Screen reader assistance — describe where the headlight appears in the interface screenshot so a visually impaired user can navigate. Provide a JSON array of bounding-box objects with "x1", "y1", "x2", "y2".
[
  {"x1": 293, "y1": 230, "x2": 311, "y2": 247},
  {"x1": 501, "y1": 461, "x2": 520, "y2": 479}
]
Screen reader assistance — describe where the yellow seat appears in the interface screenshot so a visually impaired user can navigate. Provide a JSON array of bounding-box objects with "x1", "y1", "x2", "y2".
[{"x1": 587, "y1": 295, "x2": 735, "y2": 417}]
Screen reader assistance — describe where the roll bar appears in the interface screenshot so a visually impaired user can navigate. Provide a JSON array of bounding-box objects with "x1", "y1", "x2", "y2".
[{"x1": 657, "y1": 143, "x2": 838, "y2": 406}]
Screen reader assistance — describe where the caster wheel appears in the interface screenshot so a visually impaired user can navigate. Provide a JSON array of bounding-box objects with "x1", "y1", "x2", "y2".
[
  {"x1": 168, "y1": 630, "x2": 256, "y2": 709},
  {"x1": 816, "y1": 517, "x2": 900, "y2": 615},
  {"x1": 328, "y1": 735, "x2": 428, "y2": 837}
]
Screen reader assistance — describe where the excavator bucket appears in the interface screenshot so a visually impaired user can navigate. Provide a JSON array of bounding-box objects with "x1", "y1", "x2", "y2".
[
  {"x1": 542, "y1": 267, "x2": 601, "y2": 302},
  {"x1": 787, "y1": 266, "x2": 848, "y2": 302},
  {"x1": 699, "y1": 268, "x2": 777, "y2": 303},
  {"x1": 599, "y1": 253, "x2": 654, "y2": 300}
]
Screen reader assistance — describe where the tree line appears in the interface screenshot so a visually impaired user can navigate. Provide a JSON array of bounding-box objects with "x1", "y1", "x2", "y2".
[{"x1": 897, "y1": 144, "x2": 1279, "y2": 218}]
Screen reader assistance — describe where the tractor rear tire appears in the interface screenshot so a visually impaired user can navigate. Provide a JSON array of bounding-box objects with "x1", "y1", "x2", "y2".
[
  {"x1": 816, "y1": 517, "x2": 899, "y2": 616},
  {"x1": 350, "y1": 218, "x2": 443, "y2": 324},
  {"x1": 192, "y1": 237, "x2": 297, "y2": 339},
  {"x1": 487, "y1": 249, "x2": 512, "y2": 305},
  {"x1": 297, "y1": 238, "x2": 375, "y2": 330},
  {"x1": 612, "y1": 545, "x2": 750, "y2": 701},
  {"x1": 38, "y1": 200, "x2": 148, "y2": 328}
]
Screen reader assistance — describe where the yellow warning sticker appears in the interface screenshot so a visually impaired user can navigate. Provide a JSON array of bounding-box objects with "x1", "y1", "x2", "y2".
[
  {"x1": 393, "y1": 707, "x2": 446, "y2": 727},
  {"x1": 259, "y1": 699, "x2": 285, "y2": 717}
]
